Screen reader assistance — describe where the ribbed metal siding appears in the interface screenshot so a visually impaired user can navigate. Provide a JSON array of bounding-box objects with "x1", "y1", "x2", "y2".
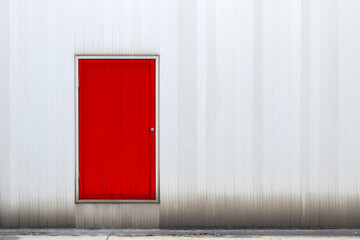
[{"x1": 0, "y1": 0, "x2": 360, "y2": 228}]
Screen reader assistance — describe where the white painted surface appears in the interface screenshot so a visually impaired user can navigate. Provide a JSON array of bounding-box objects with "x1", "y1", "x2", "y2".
[{"x1": 1, "y1": 0, "x2": 360, "y2": 228}]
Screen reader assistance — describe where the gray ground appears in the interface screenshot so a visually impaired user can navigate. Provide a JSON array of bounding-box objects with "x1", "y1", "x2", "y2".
[
  {"x1": 1, "y1": 229, "x2": 360, "y2": 240},
  {"x1": 0, "y1": 237, "x2": 360, "y2": 240}
]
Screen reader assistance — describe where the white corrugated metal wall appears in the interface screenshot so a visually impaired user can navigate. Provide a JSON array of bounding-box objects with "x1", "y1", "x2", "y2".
[{"x1": 0, "y1": 0, "x2": 360, "y2": 228}]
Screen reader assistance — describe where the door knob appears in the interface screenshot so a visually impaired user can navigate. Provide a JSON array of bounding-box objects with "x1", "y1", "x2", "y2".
[{"x1": 150, "y1": 128, "x2": 155, "y2": 132}]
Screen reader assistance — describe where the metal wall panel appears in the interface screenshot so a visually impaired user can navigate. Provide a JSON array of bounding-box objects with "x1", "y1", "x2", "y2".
[
  {"x1": 0, "y1": 0, "x2": 10, "y2": 229},
  {"x1": 1, "y1": 0, "x2": 360, "y2": 228}
]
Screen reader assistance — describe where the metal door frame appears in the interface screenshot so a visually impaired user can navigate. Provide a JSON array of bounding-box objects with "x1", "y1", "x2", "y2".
[{"x1": 74, "y1": 55, "x2": 160, "y2": 203}]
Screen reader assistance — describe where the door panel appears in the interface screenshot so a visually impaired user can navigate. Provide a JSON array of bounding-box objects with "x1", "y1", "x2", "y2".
[{"x1": 78, "y1": 59, "x2": 156, "y2": 200}]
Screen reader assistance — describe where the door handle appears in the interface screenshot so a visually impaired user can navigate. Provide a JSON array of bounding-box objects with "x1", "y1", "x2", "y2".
[{"x1": 150, "y1": 128, "x2": 155, "y2": 132}]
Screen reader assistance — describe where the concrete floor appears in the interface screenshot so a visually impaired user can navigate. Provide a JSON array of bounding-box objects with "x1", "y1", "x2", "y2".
[
  {"x1": 1, "y1": 229, "x2": 360, "y2": 240},
  {"x1": 1, "y1": 236, "x2": 360, "y2": 240}
]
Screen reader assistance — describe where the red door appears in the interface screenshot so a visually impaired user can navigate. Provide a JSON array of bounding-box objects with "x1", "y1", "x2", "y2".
[{"x1": 78, "y1": 58, "x2": 156, "y2": 200}]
